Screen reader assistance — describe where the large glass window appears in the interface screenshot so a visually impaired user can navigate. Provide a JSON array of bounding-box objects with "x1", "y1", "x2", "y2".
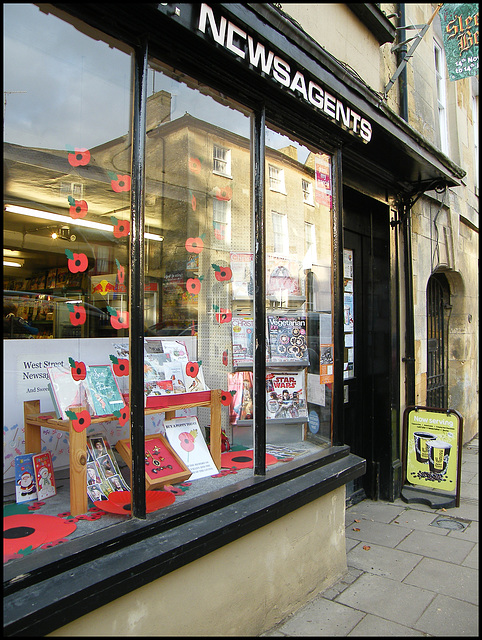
[{"x1": 3, "y1": 4, "x2": 335, "y2": 574}]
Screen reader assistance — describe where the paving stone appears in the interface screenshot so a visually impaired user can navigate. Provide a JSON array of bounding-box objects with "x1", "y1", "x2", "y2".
[
  {"x1": 276, "y1": 596, "x2": 365, "y2": 637},
  {"x1": 396, "y1": 528, "x2": 475, "y2": 564},
  {"x1": 347, "y1": 613, "x2": 426, "y2": 636},
  {"x1": 461, "y1": 543, "x2": 478, "y2": 569},
  {"x1": 346, "y1": 519, "x2": 411, "y2": 548},
  {"x1": 459, "y1": 481, "x2": 479, "y2": 500},
  {"x1": 345, "y1": 502, "x2": 405, "y2": 524},
  {"x1": 347, "y1": 542, "x2": 422, "y2": 581},
  {"x1": 403, "y1": 556, "x2": 478, "y2": 604},
  {"x1": 336, "y1": 573, "x2": 436, "y2": 626},
  {"x1": 393, "y1": 508, "x2": 450, "y2": 535},
  {"x1": 414, "y1": 593, "x2": 479, "y2": 636},
  {"x1": 448, "y1": 519, "x2": 478, "y2": 543}
]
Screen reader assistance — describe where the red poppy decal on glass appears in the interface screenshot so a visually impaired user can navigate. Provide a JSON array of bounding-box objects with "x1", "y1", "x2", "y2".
[
  {"x1": 214, "y1": 185, "x2": 232, "y2": 201},
  {"x1": 68, "y1": 196, "x2": 88, "y2": 219},
  {"x1": 111, "y1": 217, "x2": 130, "y2": 238},
  {"x1": 212, "y1": 264, "x2": 232, "y2": 282},
  {"x1": 67, "y1": 303, "x2": 87, "y2": 326},
  {"x1": 113, "y1": 404, "x2": 129, "y2": 427},
  {"x1": 185, "y1": 361, "x2": 200, "y2": 378},
  {"x1": 186, "y1": 276, "x2": 203, "y2": 295},
  {"x1": 109, "y1": 355, "x2": 129, "y2": 377},
  {"x1": 109, "y1": 173, "x2": 131, "y2": 193},
  {"x1": 179, "y1": 431, "x2": 196, "y2": 452},
  {"x1": 188, "y1": 190, "x2": 197, "y2": 211},
  {"x1": 69, "y1": 358, "x2": 86, "y2": 381},
  {"x1": 115, "y1": 259, "x2": 125, "y2": 284},
  {"x1": 67, "y1": 147, "x2": 91, "y2": 167},
  {"x1": 65, "y1": 409, "x2": 91, "y2": 433},
  {"x1": 107, "y1": 305, "x2": 129, "y2": 329},
  {"x1": 213, "y1": 305, "x2": 232, "y2": 324},
  {"x1": 222, "y1": 350, "x2": 228, "y2": 366},
  {"x1": 188, "y1": 157, "x2": 201, "y2": 174},
  {"x1": 185, "y1": 237, "x2": 204, "y2": 254},
  {"x1": 65, "y1": 249, "x2": 88, "y2": 273},
  {"x1": 220, "y1": 390, "x2": 236, "y2": 406}
]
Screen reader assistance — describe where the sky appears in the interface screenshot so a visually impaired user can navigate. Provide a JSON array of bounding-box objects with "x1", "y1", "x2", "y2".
[{"x1": 4, "y1": 3, "x2": 310, "y2": 162}]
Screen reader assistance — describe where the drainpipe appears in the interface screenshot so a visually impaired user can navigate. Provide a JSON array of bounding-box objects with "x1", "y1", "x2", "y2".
[
  {"x1": 398, "y1": 3, "x2": 409, "y2": 121},
  {"x1": 401, "y1": 196, "x2": 416, "y2": 407}
]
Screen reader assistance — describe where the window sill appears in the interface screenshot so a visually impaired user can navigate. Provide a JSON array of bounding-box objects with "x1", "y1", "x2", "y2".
[{"x1": 4, "y1": 445, "x2": 365, "y2": 636}]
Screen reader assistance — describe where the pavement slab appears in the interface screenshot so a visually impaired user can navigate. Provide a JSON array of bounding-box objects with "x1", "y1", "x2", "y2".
[
  {"x1": 396, "y1": 528, "x2": 475, "y2": 564},
  {"x1": 335, "y1": 573, "x2": 436, "y2": 627},
  {"x1": 403, "y1": 556, "x2": 479, "y2": 605},
  {"x1": 275, "y1": 596, "x2": 365, "y2": 637},
  {"x1": 347, "y1": 613, "x2": 427, "y2": 636},
  {"x1": 413, "y1": 593, "x2": 479, "y2": 636},
  {"x1": 345, "y1": 518, "x2": 411, "y2": 548},
  {"x1": 347, "y1": 541, "x2": 422, "y2": 581}
]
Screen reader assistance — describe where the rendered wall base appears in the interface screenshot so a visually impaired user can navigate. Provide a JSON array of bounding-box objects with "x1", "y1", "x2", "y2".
[{"x1": 48, "y1": 486, "x2": 347, "y2": 637}]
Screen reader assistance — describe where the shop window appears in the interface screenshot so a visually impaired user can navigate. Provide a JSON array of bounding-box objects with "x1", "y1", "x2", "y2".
[
  {"x1": 4, "y1": 4, "x2": 335, "y2": 578},
  {"x1": 213, "y1": 144, "x2": 231, "y2": 176}
]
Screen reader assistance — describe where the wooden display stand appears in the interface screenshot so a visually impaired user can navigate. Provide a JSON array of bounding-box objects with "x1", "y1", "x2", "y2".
[{"x1": 23, "y1": 389, "x2": 223, "y2": 516}]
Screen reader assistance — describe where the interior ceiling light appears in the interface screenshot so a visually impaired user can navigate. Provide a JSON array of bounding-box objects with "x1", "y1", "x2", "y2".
[
  {"x1": 3, "y1": 259, "x2": 24, "y2": 267},
  {"x1": 5, "y1": 204, "x2": 163, "y2": 242}
]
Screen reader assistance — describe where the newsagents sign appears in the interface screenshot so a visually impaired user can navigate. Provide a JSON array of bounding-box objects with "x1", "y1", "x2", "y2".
[{"x1": 197, "y1": 4, "x2": 372, "y2": 143}]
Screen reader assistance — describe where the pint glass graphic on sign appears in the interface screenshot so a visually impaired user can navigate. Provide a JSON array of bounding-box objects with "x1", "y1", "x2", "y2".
[
  {"x1": 413, "y1": 432, "x2": 436, "y2": 463},
  {"x1": 427, "y1": 440, "x2": 452, "y2": 475}
]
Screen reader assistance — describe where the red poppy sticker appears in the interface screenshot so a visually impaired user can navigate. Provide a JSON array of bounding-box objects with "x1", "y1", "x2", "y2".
[
  {"x1": 69, "y1": 358, "x2": 86, "y2": 381},
  {"x1": 185, "y1": 237, "x2": 204, "y2": 254},
  {"x1": 186, "y1": 276, "x2": 203, "y2": 295},
  {"x1": 115, "y1": 259, "x2": 125, "y2": 284},
  {"x1": 68, "y1": 196, "x2": 88, "y2": 219},
  {"x1": 108, "y1": 172, "x2": 131, "y2": 193},
  {"x1": 109, "y1": 355, "x2": 129, "y2": 377},
  {"x1": 111, "y1": 216, "x2": 130, "y2": 238},
  {"x1": 65, "y1": 409, "x2": 91, "y2": 433},
  {"x1": 65, "y1": 249, "x2": 88, "y2": 273},
  {"x1": 188, "y1": 157, "x2": 202, "y2": 174},
  {"x1": 212, "y1": 264, "x2": 232, "y2": 282},
  {"x1": 113, "y1": 404, "x2": 129, "y2": 427},
  {"x1": 220, "y1": 390, "x2": 236, "y2": 406},
  {"x1": 213, "y1": 305, "x2": 232, "y2": 324},
  {"x1": 214, "y1": 185, "x2": 232, "y2": 201},
  {"x1": 107, "y1": 305, "x2": 129, "y2": 330},
  {"x1": 67, "y1": 303, "x2": 87, "y2": 326},
  {"x1": 67, "y1": 147, "x2": 91, "y2": 167}
]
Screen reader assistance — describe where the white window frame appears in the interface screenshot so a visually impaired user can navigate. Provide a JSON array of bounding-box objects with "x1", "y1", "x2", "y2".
[
  {"x1": 271, "y1": 210, "x2": 289, "y2": 255},
  {"x1": 302, "y1": 179, "x2": 314, "y2": 205},
  {"x1": 213, "y1": 144, "x2": 231, "y2": 176},
  {"x1": 213, "y1": 197, "x2": 231, "y2": 243},
  {"x1": 434, "y1": 39, "x2": 449, "y2": 155},
  {"x1": 304, "y1": 222, "x2": 317, "y2": 265},
  {"x1": 268, "y1": 165, "x2": 286, "y2": 193}
]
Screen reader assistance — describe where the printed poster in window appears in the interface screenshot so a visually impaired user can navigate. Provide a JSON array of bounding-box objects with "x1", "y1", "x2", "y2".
[
  {"x1": 230, "y1": 252, "x2": 254, "y2": 299},
  {"x1": 164, "y1": 416, "x2": 218, "y2": 480},
  {"x1": 267, "y1": 315, "x2": 308, "y2": 363},
  {"x1": 320, "y1": 344, "x2": 334, "y2": 385},
  {"x1": 267, "y1": 255, "x2": 301, "y2": 297},
  {"x1": 314, "y1": 153, "x2": 332, "y2": 207}
]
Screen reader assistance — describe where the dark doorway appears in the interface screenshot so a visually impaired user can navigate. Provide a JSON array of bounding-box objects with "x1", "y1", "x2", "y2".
[
  {"x1": 342, "y1": 187, "x2": 391, "y2": 503},
  {"x1": 426, "y1": 273, "x2": 451, "y2": 408}
]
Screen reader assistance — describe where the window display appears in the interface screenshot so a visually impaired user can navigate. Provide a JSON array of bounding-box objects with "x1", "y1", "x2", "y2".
[{"x1": 4, "y1": 4, "x2": 334, "y2": 572}]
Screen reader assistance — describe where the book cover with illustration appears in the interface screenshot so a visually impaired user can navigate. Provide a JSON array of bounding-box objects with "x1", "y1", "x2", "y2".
[
  {"x1": 84, "y1": 365, "x2": 125, "y2": 417},
  {"x1": 227, "y1": 371, "x2": 253, "y2": 424},
  {"x1": 14, "y1": 454, "x2": 38, "y2": 503},
  {"x1": 32, "y1": 451, "x2": 56, "y2": 499},
  {"x1": 47, "y1": 365, "x2": 88, "y2": 421},
  {"x1": 231, "y1": 316, "x2": 254, "y2": 367}
]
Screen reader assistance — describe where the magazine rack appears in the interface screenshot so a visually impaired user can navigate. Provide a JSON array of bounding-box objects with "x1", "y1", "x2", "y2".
[{"x1": 23, "y1": 389, "x2": 223, "y2": 516}]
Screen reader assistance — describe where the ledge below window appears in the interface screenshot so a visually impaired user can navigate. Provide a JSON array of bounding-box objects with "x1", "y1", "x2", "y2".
[{"x1": 4, "y1": 444, "x2": 365, "y2": 636}]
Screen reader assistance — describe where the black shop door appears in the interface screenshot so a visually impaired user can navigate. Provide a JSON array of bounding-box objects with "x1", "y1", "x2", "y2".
[{"x1": 342, "y1": 188, "x2": 392, "y2": 504}]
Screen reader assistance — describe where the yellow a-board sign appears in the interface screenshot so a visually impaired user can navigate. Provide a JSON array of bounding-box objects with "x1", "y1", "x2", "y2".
[{"x1": 403, "y1": 406, "x2": 463, "y2": 505}]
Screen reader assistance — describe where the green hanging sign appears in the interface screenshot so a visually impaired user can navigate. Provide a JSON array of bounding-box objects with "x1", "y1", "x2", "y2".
[{"x1": 439, "y1": 3, "x2": 479, "y2": 80}]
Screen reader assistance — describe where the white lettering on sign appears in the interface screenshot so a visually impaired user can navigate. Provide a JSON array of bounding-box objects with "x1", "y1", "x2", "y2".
[{"x1": 198, "y1": 3, "x2": 372, "y2": 143}]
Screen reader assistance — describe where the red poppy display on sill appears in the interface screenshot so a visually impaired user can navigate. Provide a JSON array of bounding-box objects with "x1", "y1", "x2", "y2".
[
  {"x1": 65, "y1": 249, "x2": 88, "y2": 273},
  {"x1": 68, "y1": 196, "x2": 88, "y2": 219},
  {"x1": 69, "y1": 357, "x2": 86, "y2": 381},
  {"x1": 3, "y1": 513, "x2": 77, "y2": 560},
  {"x1": 221, "y1": 450, "x2": 278, "y2": 469},
  {"x1": 67, "y1": 303, "x2": 87, "y2": 326},
  {"x1": 93, "y1": 490, "x2": 175, "y2": 515},
  {"x1": 67, "y1": 147, "x2": 91, "y2": 167}
]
